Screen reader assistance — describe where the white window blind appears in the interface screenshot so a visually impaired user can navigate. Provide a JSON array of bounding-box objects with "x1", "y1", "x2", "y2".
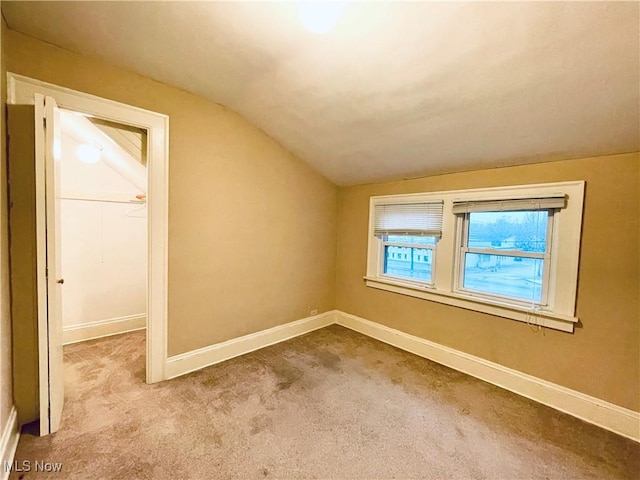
[
  {"x1": 452, "y1": 194, "x2": 566, "y2": 214},
  {"x1": 374, "y1": 202, "x2": 444, "y2": 237}
]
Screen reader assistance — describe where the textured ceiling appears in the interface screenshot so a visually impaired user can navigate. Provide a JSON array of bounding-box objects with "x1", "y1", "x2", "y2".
[{"x1": 3, "y1": 1, "x2": 639, "y2": 186}]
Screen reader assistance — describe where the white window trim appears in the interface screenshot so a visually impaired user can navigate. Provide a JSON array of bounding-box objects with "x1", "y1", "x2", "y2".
[
  {"x1": 379, "y1": 238, "x2": 437, "y2": 286},
  {"x1": 454, "y1": 209, "x2": 554, "y2": 308},
  {"x1": 365, "y1": 181, "x2": 585, "y2": 333}
]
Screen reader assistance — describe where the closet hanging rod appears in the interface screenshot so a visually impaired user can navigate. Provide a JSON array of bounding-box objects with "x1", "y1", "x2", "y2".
[{"x1": 60, "y1": 196, "x2": 145, "y2": 205}]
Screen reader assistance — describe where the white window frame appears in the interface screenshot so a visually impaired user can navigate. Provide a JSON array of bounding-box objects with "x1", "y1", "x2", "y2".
[
  {"x1": 365, "y1": 181, "x2": 585, "y2": 333},
  {"x1": 454, "y1": 209, "x2": 554, "y2": 308},
  {"x1": 379, "y1": 236, "x2": 437, "y2": 286}
]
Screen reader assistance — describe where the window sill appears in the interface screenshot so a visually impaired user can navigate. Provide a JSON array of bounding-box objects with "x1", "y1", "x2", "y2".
[{"x1": 363, "y1": 276, "x2": 578, "y2": 333}]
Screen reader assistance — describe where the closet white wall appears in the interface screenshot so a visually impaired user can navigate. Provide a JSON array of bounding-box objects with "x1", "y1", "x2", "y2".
[{"x1": 60, "y1": 126, "x2": 147, "y2": 344}]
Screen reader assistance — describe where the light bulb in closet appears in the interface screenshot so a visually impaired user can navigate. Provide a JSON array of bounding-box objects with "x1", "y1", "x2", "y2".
[
  {"x1": 297, "y1": 2, "x2": 349, "y2": 34},
  {"x1": 76, "y1": 144, "x2": 101, "y2": 164}
]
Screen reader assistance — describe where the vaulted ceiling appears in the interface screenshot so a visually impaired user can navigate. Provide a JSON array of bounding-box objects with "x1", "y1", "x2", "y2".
[{"x1": 3, "y1": 1, "x2": 639, "y2": 186}]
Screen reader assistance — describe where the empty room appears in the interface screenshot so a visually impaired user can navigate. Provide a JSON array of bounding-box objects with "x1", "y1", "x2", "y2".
[{"x1": 0, "y1": 1, "x2": 638, "y2": 479}]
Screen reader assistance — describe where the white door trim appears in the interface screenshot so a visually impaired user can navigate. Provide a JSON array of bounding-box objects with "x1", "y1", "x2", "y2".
[
  {"x1": 32, "y1": 95, "x2": 50, "y2": 433},
  {"x1": 8, "y1": 72, "x2": 169, "y2": 384}
]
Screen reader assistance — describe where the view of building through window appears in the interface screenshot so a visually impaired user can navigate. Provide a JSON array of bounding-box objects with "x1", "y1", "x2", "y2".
[
  {"x1": 383, "y1": 235, "x2": 436, "y2": 282},
  {"x1": 461, "y1": 211, "x2": 549, "y2": 303},
  {"x1": 381, "y1": 211, "x2": 550, "y2": 304}
]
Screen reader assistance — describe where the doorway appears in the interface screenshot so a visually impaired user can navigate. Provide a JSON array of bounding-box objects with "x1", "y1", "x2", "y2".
[
  {"x1": 7, "y1": 74, "x2": 169, "y2": 435},
  {"x1": 59, "y1": 111, "x2": 148, "y2": 347}
]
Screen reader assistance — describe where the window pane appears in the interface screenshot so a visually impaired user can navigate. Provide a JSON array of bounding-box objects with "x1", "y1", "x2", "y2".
[
  {"x1": 468, "y1": 211, "x2": 548, "y2": 252},
  {"x1": 385, "y1": 235, "x2": 436, "y2": 245},
  {"x1": 462, "y1": 253, "x2": 543, "y2": 302},
  {"x1": 384, "y1": 246, "x2": 432, "y2": 282}
]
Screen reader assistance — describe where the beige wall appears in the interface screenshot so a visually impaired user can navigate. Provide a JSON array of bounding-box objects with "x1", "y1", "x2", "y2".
[
  {"x1": 336, "y1": 153, "x2": 639, "y2": 411},
  {"x1": 5, "y1": 29, "x2": 338, "y2": 356},
  {"x1": 0, "y1": 15, "x2": 14, "y2": 437}
]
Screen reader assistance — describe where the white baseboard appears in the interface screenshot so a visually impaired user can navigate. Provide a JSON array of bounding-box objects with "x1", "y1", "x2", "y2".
[
  {"x1": 335, "y1": 311, "x2": 640, "y2": 443},
  {"x1": 0, "y1": 407, "x2": 20, "y2": 480},
  {"x1": 161, "y1": 308, "x2": 639, "y2": 442},
  {"x1": 165, "y1": 311, "x2": 337, "y2": 379},
  {"x1": 63, "y1": 314, "x2": 146, "y2": 345}
]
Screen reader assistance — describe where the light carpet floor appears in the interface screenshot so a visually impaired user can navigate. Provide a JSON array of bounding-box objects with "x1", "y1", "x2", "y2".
[{"x1": 10, "y1": 325, "x2": 639, "y2": 479}]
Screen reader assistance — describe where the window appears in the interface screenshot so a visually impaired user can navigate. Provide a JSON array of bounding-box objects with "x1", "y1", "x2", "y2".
[
  {"x1": 460, "y1": 210, "x2": 550, "y2": 303},
  {"x1": 383, "y1": 235, "x2": 436, "y2": 283},
  {"x1": 373, "y1": 202, "x2": 443, "y2": 285},
  {"x1": 452, "y1": 196, "x2": 565, "y2": 306},
  {"x1": 365, "y1": 182, "x2": 585, "y2": 333}
]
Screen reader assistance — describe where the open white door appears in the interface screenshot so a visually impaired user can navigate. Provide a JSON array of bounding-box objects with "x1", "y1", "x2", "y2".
[{"x1": 34, "y1": 93, "x2": 64, "y2": 434}]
